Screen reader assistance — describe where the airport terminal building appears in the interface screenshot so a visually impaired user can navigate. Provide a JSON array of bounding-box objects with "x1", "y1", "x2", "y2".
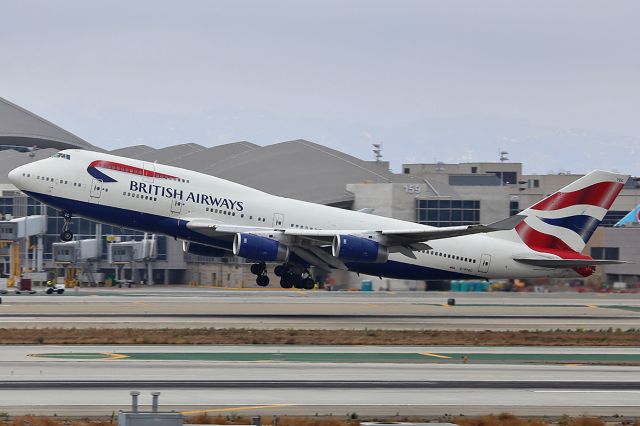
[{"x1": 1, "y1": 96, "x2": 639, "y2": 290}]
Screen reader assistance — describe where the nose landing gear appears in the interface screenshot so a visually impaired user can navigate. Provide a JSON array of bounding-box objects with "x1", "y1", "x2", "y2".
[{"x1": 59, "y1": 211, "x2": 74, "y2": 242}]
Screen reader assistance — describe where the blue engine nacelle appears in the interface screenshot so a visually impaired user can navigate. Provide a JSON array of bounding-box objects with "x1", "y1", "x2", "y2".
[
  {"x1": 332, "y1": 235, "x2": 389, "y2": 263},
  {"x1": 182, "y1": 241, "x2": 227, "y2": 257},
  {"x1": 233, "y1": 233, "x2": 289, "y2": 262}
]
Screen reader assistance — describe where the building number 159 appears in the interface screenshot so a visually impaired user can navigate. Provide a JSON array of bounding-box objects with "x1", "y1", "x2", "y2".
[{"x1": 404, "y1": 184, "x2": 422, "y2": 194}]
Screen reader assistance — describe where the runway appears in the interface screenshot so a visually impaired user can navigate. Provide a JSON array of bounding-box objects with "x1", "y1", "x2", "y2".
[
  {"x1": 2, "y1": 345, "x2": 640, "y2": 416},
  {"x1": 3, "y1": 290, "x2": 640, "y2": 417},
  {"x1": 1, "y1": 288, "x2": 640, "y2": 330}
]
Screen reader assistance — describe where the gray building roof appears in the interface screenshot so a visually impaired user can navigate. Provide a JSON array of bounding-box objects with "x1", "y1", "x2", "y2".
[
  {"x1": 0, "y1": 96, "x2": 99, "y2": 151},
  {"x1": 110, "y1": 139, "x2": 420, "y2": 205},
  {"x1": 0, "y1": 98, "x2": 420, "y2": 205},
  {"x1": 195, "y1": 139, "x2": 420, "y2": 205}
]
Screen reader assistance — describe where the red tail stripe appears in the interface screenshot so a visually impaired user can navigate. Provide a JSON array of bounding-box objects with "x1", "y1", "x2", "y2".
[
  {"x1": 530, "y1": 181, "x2": 623, "y2": 211},
  {"x1": 573, "y1": 266, "x2": 596, "y2": 277},
  {"x1": 89, "y1": 160, "x2": 177, "y2": 180},
  {"x1": 515, "y1": 222, "x2": 590, "y2": 259}
]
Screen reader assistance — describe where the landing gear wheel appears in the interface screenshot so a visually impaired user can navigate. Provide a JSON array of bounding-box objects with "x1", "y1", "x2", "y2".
[
  {"x1": 46, "y1": 288, "x2": 54, "y2": 295},
  {"x1": 60, "y1": 230, "x2": 73, "y2": 242},
  {"x1": 280, "y1": 275, "x2": 293, "y2": 289},
  {"x1": 250, "y1": 263, "x2": 266, "y2": 275},
  {"x1": 62, "y1": 211, "x2": 72, "y2": 220},
  {"x1": 57, "y1": 289, "x2": 65, "y2": 295},
  {"x1": 292, "y1": 275, "x2": 304, "y2": 289},
  {"x1": 256, "y1": 275, "x2": 270, "y2": 287},
  {"x1": 274, "y1": 265, "x2": 285, "y2": 277},
  {"x1": 303, "y1": 278, "x2": 315, "y2": 290}
]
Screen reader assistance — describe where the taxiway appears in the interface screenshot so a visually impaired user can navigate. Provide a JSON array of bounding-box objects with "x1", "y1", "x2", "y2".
[
  {"x1": 1, "y1": 288, "x2": 639, "y2": 330},
  {"x1": 1, "y1": 345, "x2": 640, "y2": 416}
]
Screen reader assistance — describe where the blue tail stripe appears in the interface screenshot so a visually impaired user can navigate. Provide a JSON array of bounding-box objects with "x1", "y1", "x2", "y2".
[{"x1": 540, "y1": 215, "x2": 601, "y2": 242}]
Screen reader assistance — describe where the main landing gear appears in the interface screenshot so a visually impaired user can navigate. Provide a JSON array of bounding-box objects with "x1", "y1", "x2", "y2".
[
  {"x1": 274, "y1": 264, "x2": 314, "y2": 290},
  {"x1": 250, "y1": 262, "x2": 270, "y2": 287},
  {"x1": 59, "y1": 211, "x2": 74, "y2": 242},
  {"x1": 249, "y1": 262, "x2": 315, "y2": 290}
]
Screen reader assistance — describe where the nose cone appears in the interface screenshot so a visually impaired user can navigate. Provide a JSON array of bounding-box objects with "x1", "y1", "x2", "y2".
[{"x1": 8, "y1": 166, "x2": 23, "y2": 187}]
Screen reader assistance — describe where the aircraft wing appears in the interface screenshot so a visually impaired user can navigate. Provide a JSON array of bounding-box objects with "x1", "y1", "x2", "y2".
[
  {"x1": 185, "y1": 214, "x2": 524, "y2": 250},
  {"x1": 186, "y1": 215, "x2": 523, "y2": 243},
  {"x1": 183, "y1": 215, "x2": 525, "y2": 270},
  {"x1": 184, "y1": 220, "x2": 275, "y2": 236}
]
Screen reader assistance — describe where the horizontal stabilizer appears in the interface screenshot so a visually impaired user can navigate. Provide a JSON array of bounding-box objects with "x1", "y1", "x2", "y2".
[{"x1": 513, "y1": 257, "x2": 628, "y2": 268}]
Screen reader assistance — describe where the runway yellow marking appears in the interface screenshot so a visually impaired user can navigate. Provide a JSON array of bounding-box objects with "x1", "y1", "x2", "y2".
[
  {"x1": 101, "y1": 352, "x2": 130, "y2": 360},
  {"x1": 586, "y1": 304, "x2": 598, "y2": 308},
  {"x1": 440, "y1": 303, "x2": 450, "y2": 307},
  {"x1": 420, "y1": 352, "x2": 451, "y2": 359},
  {"x1": 181, "y1": 404, "x2": 292, "y2": 415}
]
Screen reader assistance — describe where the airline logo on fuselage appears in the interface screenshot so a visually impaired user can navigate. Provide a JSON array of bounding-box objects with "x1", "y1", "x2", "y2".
[
  {"x1": 87, "y1": 160, "x2": 177, "y2": 183},
  {"x1": 129, "y1": 180, "x2": 244, "y2": 211}
]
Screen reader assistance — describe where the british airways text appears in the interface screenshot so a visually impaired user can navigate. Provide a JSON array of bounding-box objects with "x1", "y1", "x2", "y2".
[{"x1": 129, "y1": 181, "x2": 244, "y2": 211}]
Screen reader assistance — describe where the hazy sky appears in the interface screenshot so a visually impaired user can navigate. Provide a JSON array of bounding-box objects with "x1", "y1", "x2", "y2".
[{"x1": 1, "y1": 1, "x2": 639, "y2": 174}]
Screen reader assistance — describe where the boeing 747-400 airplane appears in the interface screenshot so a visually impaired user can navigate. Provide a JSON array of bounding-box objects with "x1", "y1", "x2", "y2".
[{"x1": 8, "y1": 150, "x2": 629, "y2": 288}]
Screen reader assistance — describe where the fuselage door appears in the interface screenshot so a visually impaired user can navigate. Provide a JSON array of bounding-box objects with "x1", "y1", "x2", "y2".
[
  {"x1": 170, "y1": 197, "x2": 183, "y2": 215},
  {"x1": 143, "y1": 162, "x2": 155, "y2": 183},
  {"x1": 478, "y1": 253, "x2": 491, "y2": 273},
  {"x1": 272, "y1": 213, "x2": 284, "y2": 228},
  {"x1": 90, "y1": 179, "x2": 103, "y2": 199}
]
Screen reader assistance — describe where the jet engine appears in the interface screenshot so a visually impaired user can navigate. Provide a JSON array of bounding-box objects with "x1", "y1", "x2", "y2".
[
  {"x1": 182, "y1": 241, "x2": 227, "y2": 257},
  {"x1": 332, "y1": 234, "x2": 388, "y2": 263},
  {"x1": 233, "y1": 233, "x2": 289, "y2": 262}
]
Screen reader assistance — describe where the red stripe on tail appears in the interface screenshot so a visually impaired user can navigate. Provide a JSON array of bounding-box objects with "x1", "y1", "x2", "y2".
[
  {"x1": 530, "y1": 181, "x2": 623, "y2": 211},
  {"x1": 516, "y1": 222, "x2": 596, "y2": 276},
  {"x1": 515, "y1": 222, "x2": 590, "y2": 259}
]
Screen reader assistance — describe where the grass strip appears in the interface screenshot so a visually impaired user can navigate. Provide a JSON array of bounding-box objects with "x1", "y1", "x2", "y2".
[
  {"x1": 2, "y1": 327, "x2": 640, "y2": 345},
  {"x1": 0, "y1": 413, "x2": 637, "y2": 426}
]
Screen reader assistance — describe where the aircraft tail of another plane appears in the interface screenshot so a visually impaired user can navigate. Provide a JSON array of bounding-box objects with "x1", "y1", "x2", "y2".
[
  {"x1": 614, "y1": 204, "x2": 640, "y2": 227},
  {"x1": 511, "y1": 170, "x2": 629, "y2": 255}
]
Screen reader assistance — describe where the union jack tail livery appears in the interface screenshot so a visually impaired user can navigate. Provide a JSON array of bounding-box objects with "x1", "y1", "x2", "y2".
[{"x1": 514, "y1": 170, "x2": 628, "y2": 256}]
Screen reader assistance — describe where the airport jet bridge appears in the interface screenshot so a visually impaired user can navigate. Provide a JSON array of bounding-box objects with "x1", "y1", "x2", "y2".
[
  {"x1": 108, "y1": 233, "x2": 157, "y2": 285},
  {"x1": 0, "y1": 215, "x2": 47, "y2": 288},
  {"x1": 53, "y1": 238, "x2": 103, "y2": 286}
]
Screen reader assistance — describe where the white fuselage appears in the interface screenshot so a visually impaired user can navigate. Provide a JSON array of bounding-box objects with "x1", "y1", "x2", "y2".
[{"x1": 8, "y1": 149, "x2": 580, "y2": 280}]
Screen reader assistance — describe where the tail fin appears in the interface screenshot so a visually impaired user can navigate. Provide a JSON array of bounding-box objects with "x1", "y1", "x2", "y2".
[
  {"x1": 614, "y1": 204, "x2": 640, "y2": 227},
  {"x1": 515, "y1": 170, "x2": 628, "y2": 254}
]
